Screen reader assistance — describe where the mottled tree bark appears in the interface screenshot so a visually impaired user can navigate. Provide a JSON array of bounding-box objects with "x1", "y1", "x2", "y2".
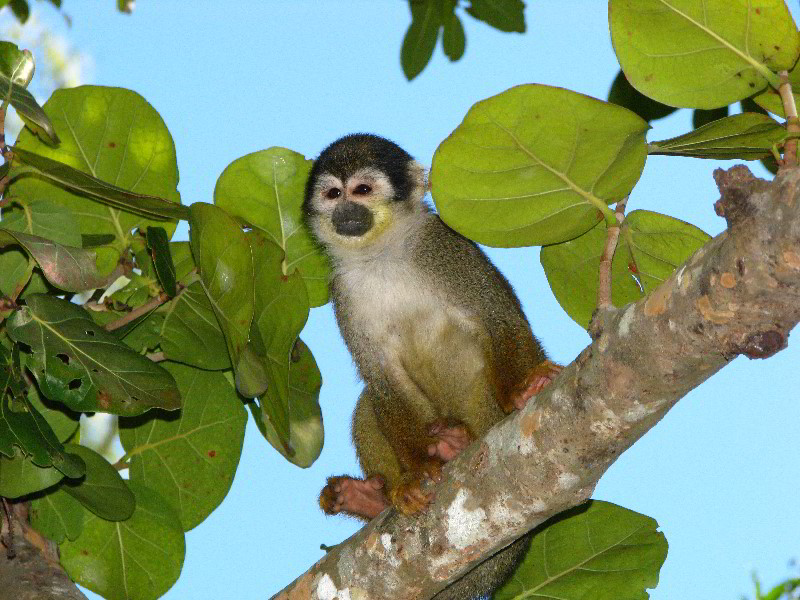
[
  {"x1": 0, "y1": 501, "x2": 87, "y2": 600},
  {"x1": 274, "y1": 166, "x2": 800, "y2": 600}
]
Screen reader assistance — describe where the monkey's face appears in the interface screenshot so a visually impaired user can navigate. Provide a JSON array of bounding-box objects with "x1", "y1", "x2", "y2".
[{"x1": 303, "y1": 134, "x2": 427, "y2": 255}]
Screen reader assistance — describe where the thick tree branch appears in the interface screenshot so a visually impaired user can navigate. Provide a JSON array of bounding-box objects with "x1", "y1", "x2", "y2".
[
  {"x1": 0, "y1": 501, "x2": 87, "y2": 600},
  {"x1": 274, "y1": 166, "x2": 800, "y2": 600}
]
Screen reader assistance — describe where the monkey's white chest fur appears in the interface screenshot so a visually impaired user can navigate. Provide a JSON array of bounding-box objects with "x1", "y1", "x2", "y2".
[{"x1": 336, "y1": 259, "x2": 488, "y2": 417}]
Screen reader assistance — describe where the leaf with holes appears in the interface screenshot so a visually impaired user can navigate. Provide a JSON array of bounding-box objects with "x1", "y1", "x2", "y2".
[
  {"x1": 61, "y1": 443, "x2": 135, "y2": 521},
  {"x1": 120, "y1": 363, "x2": 246, "y2": 531},
  {"x1": 0, "y1": 198, "x2": 81, "y2": 296},
  {"x1": 9, "y1": 86, "x2": 182, "y2": 250},
  {"x1": 648, "y1": 113, "x2": 786, "y2": 160},
  {"x1": 249, "y1": 338, "x2": 323, "y2": 468},
  {"x1": 0, "y1": 228, "x2": 113, "y2": 293},
  {"x1": 0, "y1": 393, "x2": 85, "y2": 477},
  {"x1": 12, "y1": 147, "x2": 188, "y2": 221},
  {"x1": 213, "y1": 147, "x2": 331, "y2": 307},
  {"x1": 431, "y1": 84, "x2": 649, "y2": 247},
  {"x1": 246, "y1": 231, "x2": 310, "y2": 453},
  {"x1": 609, "y1": 0, "x2": 800, "y2": 109},
  {"x1": 0, "y1": 42, "x2": 59, "y2": 144},
  {"x1": 6, "y1": 294, "x2": 181, "y2": 415},
  {"x1": 494, "y1": 500, "x2": 668, "y2": 600},
  {"x1": 30, "y1": 487, "x2": 85, "y2": 543},
  {"x1": 189, "y1": 203, "x2": 261, "y2": 396},
  {"x1": 541, "y1": 211, "x2": 710, "y2": 328},
  {"x1": 60, "y1": 482, "x2": 185, "y2": 600},
  {"x1": 0, "y1": 449, "x2": 63, "y2": 498}
]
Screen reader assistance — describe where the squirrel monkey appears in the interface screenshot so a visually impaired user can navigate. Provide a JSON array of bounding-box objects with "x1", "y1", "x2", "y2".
[{"x1": 303, "y1": 134, "x2": 561, "y2": 598}]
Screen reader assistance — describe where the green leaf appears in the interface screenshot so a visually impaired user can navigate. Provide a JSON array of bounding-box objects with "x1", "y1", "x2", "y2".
[
  {"x1": 0, "y1": 448, "x2": 63, "y2": 498},
  {"x1": 169, "y1": 241, "x2": 195, "y2": 282},
  {"x1": 146, "y1": 226, "x2": 177, "y2": 297},
  {"x1": 30, "y1": 487, "x2": 85, "y2": 543},
  {"x1": 189, "y1": 202, "x2": 260, "y2": 396},
  {"x1": 250, "y1": 338, "x2": 323, "y2": 468},
  {"x1": 541, "y1": 211, "x2": 710, "y2": 329},
  {"x1": 7, "y1": 294, "x2": 181, "y2": 415},
  {"x1": 494, "y1": 500, "x2": 668, "y2": 600},
  {"x1": 648, "y1": 112, "x2": 786, "y2": 160},
  {"x1": 0, "y1": 393, "x2": 85, "y2": 476},
  {"x1": 401, "y1": 0, "x2": 442, "y2": 80},
  {"x1": 12, "y1": 147, "x2": 188, "y2": 222},
  {"x1": 8, "y1": 0, "x2": 30, "y2": 24},
  {"x1": 157, "y1": 281, "x2": 231, "y2": 370},
  {"x1": 246, "y1": 231, "x2": 310, "y2": 453},
  {"x1": 0, "y1": 228, "x2": 114, "y2": 293},
  {"x1": 28, "y1": 384, "x2": 80, "y2": 443},
  {"x1": 609, "y1": 0, "x2": 800, "y2": 109},
  {"x1": 442, "y1": 1, "x2": 465, "y2": 61},
  {"x1": 0, "y1": 41, "x2": 34, "y2": 87},
  {"x1": 0, "y1": 42, "x2": 58, "y2": 144},
  {"x1": 752, "y1": 58, "x2": 800, "y2": 117},
  {"x1": 10, "y1": 86, "x2": 182, "y2": 250},
  {"x1": 431, "y1": 84, "x2": 649, "y2": 247},
  {"x1": 465, "y1": 0, "x2": 525, "y2": 33},
  {"x1": 120, "y1": 363, "x2": 247, "y2": 531},
  {"x1": 213, "y1": 147, "x2": 331, "y2": 307},
  {"x1": 608, "y1": 70, "x2": 678, "y2": 122},
  {"x1": 692, "y1": 105, "x2": 729, "y2": 129},
  {"x1": 0, "y1": 198, "x2": 81, "y2": 296},
  {"x1": 60, "y1": 481, "x2": 185, "y2": 600},
  {"x1": 61, "y1": 443, "x2": 135, "y2": 521}
]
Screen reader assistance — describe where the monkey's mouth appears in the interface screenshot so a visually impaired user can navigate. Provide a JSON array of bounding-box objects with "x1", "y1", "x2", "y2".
[{"x1": 331, "y1": 201, "x2": 373, "y2": 237}]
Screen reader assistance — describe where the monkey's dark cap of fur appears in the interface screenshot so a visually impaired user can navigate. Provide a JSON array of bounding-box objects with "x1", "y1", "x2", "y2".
[{"x1": 303, "y1": 133, "x2": 416, "y2": 215}]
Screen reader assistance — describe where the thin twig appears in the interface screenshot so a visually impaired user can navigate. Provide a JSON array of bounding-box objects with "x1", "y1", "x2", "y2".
[
  {"x1": 778, "y1": 70, "x2": 799, "y2": 168},
  {"x1": 1, "y1": 497, "x2": 15, "y2": 559},
  {"x1": 112, "y1": 457, "x2": 130, "y2": 471},
  {"x1": 597, "y1": 197, "x2": 629, "y2": 310},
  {"x1": 104, "y1": 292, "x2": 168, "y2": 332}
]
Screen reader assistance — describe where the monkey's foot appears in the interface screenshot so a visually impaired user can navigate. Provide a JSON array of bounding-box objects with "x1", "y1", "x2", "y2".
[
  {"x1": 427, "y1": 419, "x2": 472, "y2": 462},
  {"x1": 319, "y1": 475, "x2": 389, "y2": 520},
  {"x1": 513, "y1": 360, "x2": 563, "y2": 410},
  {"x1": 389, "y1": 460, "x2": 442, "y2": 515}
]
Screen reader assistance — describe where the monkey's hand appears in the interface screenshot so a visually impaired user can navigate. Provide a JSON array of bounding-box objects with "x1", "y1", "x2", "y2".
[
  {"x1": 389, "y1": 459, "x2": 442, "y2": 515},
  {"x1": 512, "y1": 360, "x2": 563, "y2": 411},
  {"x1": 427, "y1": 419, "x2": 472, "y2": 462},
  {"x1": 319, "y1": 475, "x2": 389, "y2": 520}
]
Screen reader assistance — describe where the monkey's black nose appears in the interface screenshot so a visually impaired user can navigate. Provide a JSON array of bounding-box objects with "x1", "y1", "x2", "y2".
[{"x1": 332, "y1": 201, "x2": 373, "y2": 236}]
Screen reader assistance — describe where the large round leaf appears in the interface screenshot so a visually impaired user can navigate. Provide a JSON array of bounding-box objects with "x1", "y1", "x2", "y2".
[
  {"x1": 213, "y1": 147, "x2": 331, "y2": 307},
  {"x1": 431, "y1": 84, "x2": 648, "y2": 247},
  {"x1": 120, "y1": 363, "x2": 247, "y2": 531},
  {"x1": 11, "y1": 86, "x2": 181, "y2": 250},
  {"x1": 610, "y1": 0, "x2": 800, "y2": 109},
  {"x1": 60, "y1": 482, "x2": 185, "y2": 600}
]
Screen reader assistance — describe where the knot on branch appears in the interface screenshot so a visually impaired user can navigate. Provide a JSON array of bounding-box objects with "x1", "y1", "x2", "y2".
[
  {"x1": 732, "y1": 329, "x2": 787, "y2": 359},
  {"x1": 713, "y1": 166, "x2": 761, "y2": 229}
]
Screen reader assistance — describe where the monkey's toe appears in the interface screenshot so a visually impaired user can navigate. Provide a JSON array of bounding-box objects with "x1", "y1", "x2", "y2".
[
  {"x1": 390, "y1": 480, "x2": 433, "y2": 515},
  {"x1": 319, "y1": 475, "x2": 389, "y2": 520},
  {"x1": 427, "y1": 420, "x2": 472, "y2": 462},
  {"x1": 513, "y1": 360, "x2": 563, "y2": 410}
]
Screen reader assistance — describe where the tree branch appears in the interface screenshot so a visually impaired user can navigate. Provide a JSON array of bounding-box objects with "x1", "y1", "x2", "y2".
[{"x1": 273, "y1": 165, "x2": 800, "y2": 600}]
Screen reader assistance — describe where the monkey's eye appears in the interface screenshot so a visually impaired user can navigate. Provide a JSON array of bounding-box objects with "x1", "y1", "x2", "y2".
[
  {"x1": 353, "y1": 184, "x2": 372, "y2": 195},
  {"x1": 325, "y1": 188, "x2": 342, "y2": 199}
]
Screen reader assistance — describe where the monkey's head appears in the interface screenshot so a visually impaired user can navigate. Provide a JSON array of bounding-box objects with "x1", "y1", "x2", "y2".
[{"x1": 303, "y1": 134, "x2": 427, "y2": 259}]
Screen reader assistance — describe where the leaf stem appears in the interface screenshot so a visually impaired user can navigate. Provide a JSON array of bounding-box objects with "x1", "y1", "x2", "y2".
[
  {"x1": 778, "y1": 70, "x2": 799, "y2": 168},
  {"x1": 104, "y1": 292, "x2": 169, "y2": 332},
  {"x1": 596, "y1": 197, "x2": 628, "y2": 310}
]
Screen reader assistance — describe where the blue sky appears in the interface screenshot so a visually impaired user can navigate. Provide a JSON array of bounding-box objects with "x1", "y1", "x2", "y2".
[{"x1": 4, "y1": 2, "x2": 799, "y2": 599}]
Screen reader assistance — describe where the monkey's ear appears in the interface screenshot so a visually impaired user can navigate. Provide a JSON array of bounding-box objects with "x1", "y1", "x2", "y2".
[{"x1": 407, "y1": 160, "x2": 428, "y2": 199}]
